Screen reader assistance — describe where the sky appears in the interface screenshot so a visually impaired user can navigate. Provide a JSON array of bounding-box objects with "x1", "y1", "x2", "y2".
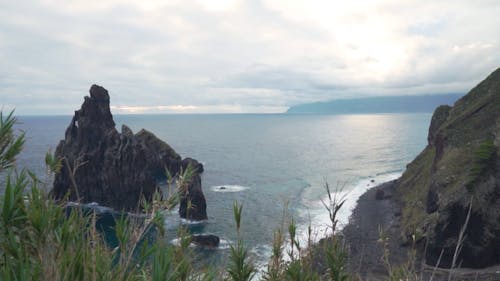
[{"x1": 1, "y1": 0, "x2": 500, "y2": 115}]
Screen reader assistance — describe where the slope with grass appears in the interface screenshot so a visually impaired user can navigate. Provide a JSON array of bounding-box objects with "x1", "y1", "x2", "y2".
[{"x1": 394, "y1": 68, "x2": 500, "y2": 269}]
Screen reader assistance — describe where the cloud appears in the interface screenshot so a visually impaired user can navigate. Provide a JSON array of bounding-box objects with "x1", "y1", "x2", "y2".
[
  {"x1": 0, "y1": 0, "x2": 499, "y2": 114},
  {"x1": 110, "y1": 104, "x2": 287, "y2": 114}
]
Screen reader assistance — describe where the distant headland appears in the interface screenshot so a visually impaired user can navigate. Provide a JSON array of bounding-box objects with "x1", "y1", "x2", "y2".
[{"x1": 286, "y1": 93, "x2": 462, "y2": 114}]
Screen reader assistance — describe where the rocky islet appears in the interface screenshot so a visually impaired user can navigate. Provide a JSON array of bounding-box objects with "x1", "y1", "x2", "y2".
[{"x1": 51, "y1": 84, "x2": 208, "y2": 221}]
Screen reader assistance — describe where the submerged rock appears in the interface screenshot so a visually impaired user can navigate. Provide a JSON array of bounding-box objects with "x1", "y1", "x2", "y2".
[{"x1": 52, "y1": 85, "x2": 208, "y2": 220}]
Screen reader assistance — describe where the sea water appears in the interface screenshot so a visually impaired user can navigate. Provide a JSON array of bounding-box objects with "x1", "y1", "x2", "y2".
[{"x1": 8, "y1": 113, "x2": 430, "y2": 268}]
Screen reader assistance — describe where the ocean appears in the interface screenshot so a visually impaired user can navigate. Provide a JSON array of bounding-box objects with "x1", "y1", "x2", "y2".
[{"x1": 9, "y1": 113, "x2": 431, "y2": 269}]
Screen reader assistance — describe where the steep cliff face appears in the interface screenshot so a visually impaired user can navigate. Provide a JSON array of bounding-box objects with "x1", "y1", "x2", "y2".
[
  {"x1": 395, "y1": 69, "x2": 500, "y2": 268},
  {"x1": 52, "y1": 85, "x2": 207, "y2": 220}
]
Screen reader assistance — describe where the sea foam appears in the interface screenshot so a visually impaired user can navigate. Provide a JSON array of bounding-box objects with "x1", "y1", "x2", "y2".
[
  {"x1": 296, "y1": 172, "x2": 402, "y2": 245},
  {"x1": 210, "y1": 185, "x2": 250, "y2": 193}
]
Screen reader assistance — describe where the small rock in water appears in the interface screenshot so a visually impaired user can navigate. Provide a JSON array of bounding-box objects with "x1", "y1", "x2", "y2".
[
  {"x1": 220, "y1": 186, "x2": 226, "y2": 190},
  {"x1": 191, "y1": 234, "x2": 220, "y2": 248}
]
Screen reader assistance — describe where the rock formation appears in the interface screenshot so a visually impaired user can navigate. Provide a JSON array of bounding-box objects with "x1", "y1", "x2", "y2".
[
  {"x1": 178, "y1": 173, "x2": 207, "y2": 220},
  {"x1": 52, "y1": 85, "x2": 208, "y2": 220},
  {"x1": 395, "y1": 68, "x2": 500, "y2": 268}
]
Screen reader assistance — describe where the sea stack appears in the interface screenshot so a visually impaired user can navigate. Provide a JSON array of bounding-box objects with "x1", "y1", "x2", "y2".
[{"x1": 52, "y1": 85, "x2": 208, "y2": 220}]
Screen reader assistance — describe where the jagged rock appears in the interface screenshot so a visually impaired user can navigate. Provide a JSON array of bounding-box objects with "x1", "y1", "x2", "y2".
[
  {"x1": 179, "y1": 173, "x2": 207, "y2": 220},
  {"x1": 52, "y1": 85, "x2": 207, "y2": 220},
  {"x1": 427, "y1": 105, "x2": 451, "y2": 145},
  {"x1": 182, "y1": 157, "x2": 204, "y2": 173},
  {"x1": 178, "y1": 156, "x2": 207, "y2": 220},
  {"x1": 135, "y1": 129, "x2": 183, "y2": 179},
  {"x1": 425, "y1": 189, "x2": 439, "y2": 213},
  {"x1": 191, "y1": 234, "x2": 220, "y2": 248},
  {"x1": 396, "y1": 69, "x2": 500, "y2": 268}
]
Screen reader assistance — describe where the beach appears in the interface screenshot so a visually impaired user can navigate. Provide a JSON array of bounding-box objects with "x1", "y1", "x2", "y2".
[
  {"x1": 341, "y1": 180, "x2": 500, "y2": 281},
  {"x1": 341, "y1": 180, "x2": 409, "y2": 280}
]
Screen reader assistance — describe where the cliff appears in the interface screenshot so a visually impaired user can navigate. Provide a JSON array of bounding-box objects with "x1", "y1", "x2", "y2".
[
  {"x1": 395, "y1": 68, "x2": 500, "y2": 268},
  {"x1": 52, "y1": 85, "x2": 208, "y2": 220}
]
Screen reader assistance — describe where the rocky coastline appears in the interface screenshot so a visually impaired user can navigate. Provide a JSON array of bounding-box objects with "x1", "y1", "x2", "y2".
[
  {"x1": 341, "y1": 180, "x2": 500, "y2": 281},
  {"x1": 340, "y1": 68, "x2": 500, "y2": 280}
]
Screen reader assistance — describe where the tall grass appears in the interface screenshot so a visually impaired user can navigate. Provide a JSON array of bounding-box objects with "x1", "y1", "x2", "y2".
[
  {"x1": 0, "y1": 111, "x2": 208, "y2": 281},
  {"x1": 0, "y1": 111, "x2": 354, "y2": 281},
  {"x1": 226, "y1": 201, "x2": 256, "y2": 281},
  {"x1": 0, "y1": 163, "x2": 205, "y2": 281},
  {"x1": 0, "y1": 111, "x2": 25, "y2": 171}
]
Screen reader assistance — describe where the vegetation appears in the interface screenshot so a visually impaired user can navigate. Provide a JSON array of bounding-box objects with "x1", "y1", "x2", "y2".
[
  {"x1": 226, "y1": 201, "x2": 255, "y2": 281},
  {"x1": 0, "y1": 111, "x2": 204, "y2": 281},
  {"x1": 470, "y1": 139, "x2": 497, "y2": 178},
  {"x1": 2, "y1": 110, "x2": 478, "y2": 281},
  {"x1": 0, "y1": 111, "x2": 25, "y2": 171},
  {"x1": 397, "y1": 147, "x2": 436, "y2": 239},
  {"x1": 0, "y1": 111, "x2": 357, "y2": 281}
]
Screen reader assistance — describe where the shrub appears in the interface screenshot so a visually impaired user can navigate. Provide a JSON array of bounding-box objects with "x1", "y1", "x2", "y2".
[
  {"x1": 470, "y1": 139, "x2": 496, "y2": 177},
  {"x1": 468, "y1": 139, "x2": 497, "y2": 191}
]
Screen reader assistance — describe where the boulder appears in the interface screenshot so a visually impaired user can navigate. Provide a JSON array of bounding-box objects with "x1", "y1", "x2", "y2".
[{"x1": 191, "y1": 234, "x2": 220, "y2": 248}]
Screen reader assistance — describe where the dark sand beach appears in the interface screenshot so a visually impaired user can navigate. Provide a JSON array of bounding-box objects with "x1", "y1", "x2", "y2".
[
  {"x1": 341, "y1": 180, "x2": 408, "y2": 281},
  {"x1": 341, "y1": 181, "x2": 500, "y2": 281}
]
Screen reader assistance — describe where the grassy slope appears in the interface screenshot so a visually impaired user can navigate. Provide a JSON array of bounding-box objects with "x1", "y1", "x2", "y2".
[{"x1": 394, "y1": 68, "x2": 500, "y2": 266}]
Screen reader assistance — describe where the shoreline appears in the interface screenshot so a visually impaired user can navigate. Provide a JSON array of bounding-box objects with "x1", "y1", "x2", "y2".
[
  {"x1": 341, "y1": 180, "x2": 406, "y2": 280},
  {"x1": 340, "y1": 180, "x2": 500, "y2": 281}
]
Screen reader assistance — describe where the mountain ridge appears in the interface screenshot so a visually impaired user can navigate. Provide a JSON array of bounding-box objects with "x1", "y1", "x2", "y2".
[{"x1": 286, "y1": 93, "x2": 462, "y2": 114}]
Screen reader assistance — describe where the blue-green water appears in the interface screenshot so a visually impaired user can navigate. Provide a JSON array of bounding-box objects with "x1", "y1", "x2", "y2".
[{"x1": 11, "y1": 113, "x2": 430, "y2": 267}]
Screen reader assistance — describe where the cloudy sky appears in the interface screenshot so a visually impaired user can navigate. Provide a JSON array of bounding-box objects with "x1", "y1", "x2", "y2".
[{"x1": 1, "y1": 0, "x2": 500, "y2": 115}]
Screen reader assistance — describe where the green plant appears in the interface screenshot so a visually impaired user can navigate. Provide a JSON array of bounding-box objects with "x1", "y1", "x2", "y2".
[
  {"x1": 177, "y1": 163, "x2": 199, "y2": 219},
  {"x1": 262, "y1": 228, "x2": 285, "y2": 281},
  {"x1": 379, "y1": 228, "x2": 418, "y2": 281},
  {"x1": 0, "y1": 111, "x2": 356, "y2": 281},
  {"x1": 468, "y1": 139, "x2": 497, "y2": 191},
  {"x1": 226, "y1": 201, "x2": 256, "y2": 281},
  {"x1": 283, "y1": 217, "x2": 320, "y2": 281},
  {"x1": 0, "y1": 111, "x2": 215, "y2": 281},
  {"x1": 0, "y1": 110, "x2": 25, "y2": 172},
  {"x1": 324, "y1": 237, "x2": 349, "y2": 281},
  {"x1": 319, "y1": 182, "x2": 350, "y2": 281},
  {"x1": 265, "y1": 182, "x2": 349, "y2": 281},
  {"x1": 321, "y1": 182, "x2": 347, "y2": 233}
]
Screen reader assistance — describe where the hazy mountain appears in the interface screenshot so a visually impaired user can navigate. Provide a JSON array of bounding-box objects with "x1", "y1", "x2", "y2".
[{"x1": 286, "y1": 94, "x2": 462, "y2": 114}]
